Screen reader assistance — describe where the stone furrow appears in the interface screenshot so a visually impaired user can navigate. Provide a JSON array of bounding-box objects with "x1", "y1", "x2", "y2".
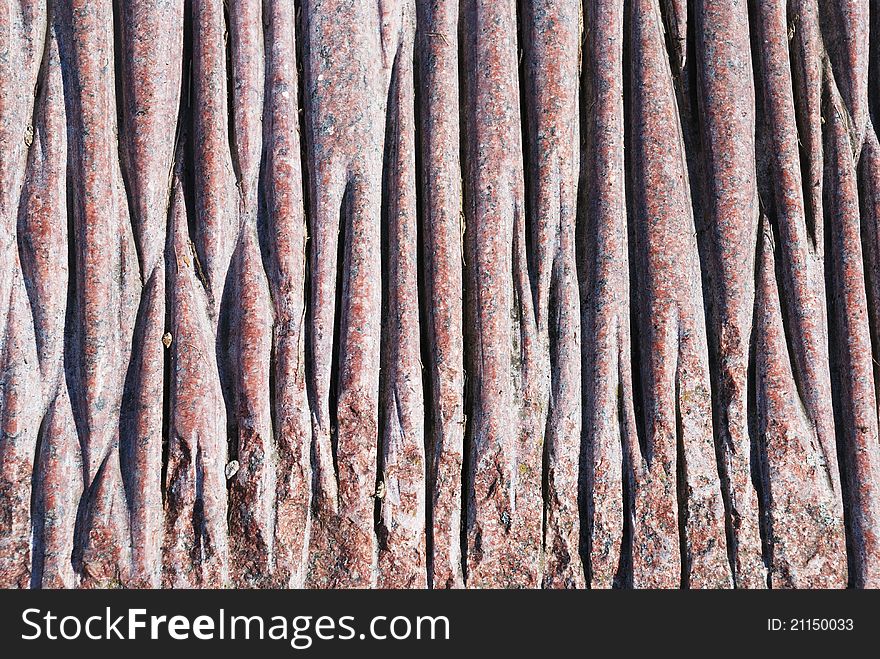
[
  {"x1": 858, "y1": 120, "x2": 880, "y2": 586},
  {"x1": 460, "y1": 0, "x2": 538, "y2": 588},
  {"x1": 0, "y1": 0, "x2": 46, "y2": 589},
  {"x1": 520, "y1": 0, "x2": 584, "y2": 589},
  {"x1": 415, "y1": 0, "x2": 465, "y2": 590},
  {"x1": 302, "y1": 0, "x2": 393, "y2": 588},
  {"x1": 628, "y1": 0, "x2": 731, "y2": 589},
  {"x1": 580, "y1": 0, "x2": 635, "y2": 590},
  {"x1": 755, "y1": 220, "x2": 847, "y2": 588},
  {"x1": 693, "y1": 0, "x2": 765, "y2": 588},
  {"x1": 753, "y1": 0, "x2": 847, "y2": 588},
  {"x1": 164, "y1": 147, "x2": 230, "y2": 588},
  {"x1": 825, "y1": 85, "x2": 880, "y2": 588},
  {"x1": 116, "y1": 0, "x2": 184, "y2": 589},
  {"x1": 261, "y1": 0, "x2": 312, "y2": 590},
  {"x1": 227, "y1": 0, "x2": 278, "y2": 588},
  {"x1": 58, "y1": 0, "x2": 140, "y2": 587},
  {"x1": 18, "y1": 14, "x2": 80, "y2": 588},
  {"x1": 376, "y1": 0, "x2": 426, "y2": 589},
  {"x1": 0, "y1": 0, "x2": 877, "y2": 591}
]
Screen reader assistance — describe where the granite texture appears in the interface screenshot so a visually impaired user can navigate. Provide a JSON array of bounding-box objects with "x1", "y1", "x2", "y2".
[{"x1": 1, "y1": 0, "x2": 879, "y2": 588}]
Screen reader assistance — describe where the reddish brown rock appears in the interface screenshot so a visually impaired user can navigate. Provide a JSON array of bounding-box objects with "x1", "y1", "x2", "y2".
[
  {"x1": 755, "y1": 221, "x2": 847, "y2": 588},
  {"x1": 819, "y1": 0, "x2": 870, "y2": 151},
  {"x1": 660, "y1": 0, "x2": 687, "y2": 71},
  {"x1": 581, "y1": 0, "x2": 635, "y2": 590},
  {"x1": 693, "y1": 0, "x2": 765, "y2": 588},
  {"x1": 0, "y1": 0, "x2": 45, "y2": 589},
  {"x1": 753, "y1": 0, "x2": 847, "y2": 588},
  {"x1": 416, "y1": 0, "x2": 465, "y2": 590},
  {"x1": 163, "y1": 0, "x2": 237, "y2": 589},
  {"x1": 262, "y1": 0, "x2": 312, "y2": 589},
  {"x1": 376, "y1": 0, "x2": 427, "y2": 589},
  {"x1": 628, "y1": 0, "x2": 731, "y2": 589},
  {"x1": 859, "y1": 122, "x2": 880, "y2": 587},
  {"x1": 117, "y1": 0, "x2": 184, "y2": 589},
  {"x1": 788, "y1": 0, "x2": 824, "y2": 246},
  {"x1": 520, "y1": 0, "x2": 584, "y2": 590},
  {"x1": 825, "y1": 78, "x2": 880, "y2": 588},
  {"x1": 461, "y1": 0, "x2": 540, "y2": 588},
  {"x1": 59, "y1": 0, "x2": 141, "y2": 588},
  {"x1": 0, "y1": 0, "x2": 877, "y2": 590},
  {"x1": 20, "y1": 17, "x2": 80, "y2": 588},
  {"x1": 226, "y1": 0, "x2": 279, "y2": 588},
  {"x1": 302, "y1": 0, "x2": 391, "y2": 588},
  {"x1": 190, "y1": 0, "x2": 238, "y2": 300},
  {"x1": 165, "y1": 150, "x2": 230, "y2": 588}
]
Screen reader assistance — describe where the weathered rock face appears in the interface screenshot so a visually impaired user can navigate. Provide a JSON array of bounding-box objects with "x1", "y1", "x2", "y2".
[{"x1": 0, "y1": 0, "x2": 878, "y2": 589}]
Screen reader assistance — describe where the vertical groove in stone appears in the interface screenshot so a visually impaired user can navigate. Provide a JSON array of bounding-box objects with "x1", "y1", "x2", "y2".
[
  {"x1": 415, "y1": 0, "x2": 465, "y2": 590},
  {"x1": 788, "y1": 0, "x2": 824, "y2": 251},
  {"x1": 628, "y1": 0, "x2": 730, "y2": 589},
  {"x1": 21, "y1": 11, "x2": 79, "y2": 588},
  {"x1": 755, "y1": 220, "x2": 847, "y2": 588},
  {"x1": 302, "y1": 0, "x2": 391, "y2": 588},
  {"x1": 819, "y1": 0, "x2": 869, "y2": 153},
  {"x1": 858, "y1": 122, "x2": 880, "y2": 586},
  {"x1": 824, "y1": 69, "x2": 880, "y2": 589},
  {"x1": 261, "y1": 0, "x2": 312, "y2": 590},
  {"x1": 580, "y1": 0, "x2": 635, "y2": 590},
  {"x1": 520, "y1": 0, "x2": 584, "y2": 589},
  {"x1": 60, "y1": 0, "x2": 140, "y2": 587},
  {"x1": 190, "y1": 0, "x2": 237, "y2": 302},
  {"x1": 693, "y1": 0, "x2": 765, "y2": 588},
  {"x1": 819, "y1": 0, "x2": 879, "y2": 590},
  {"x1": 1, "y1": 0, "x2": 878, "y2": 591},
  {"x1": 0, "y1": 0, "x2": 46, "y2": 589},
  {"x1": 753, "y1": 0, "x2": 847, "y2": 588},
  {"x1": 162, "y1": 141, "x2": 228, "y2": 587},
  {"x1": 163, "y1": 0, "x2": 237, "y2": 588},
  {"x1": 660, "y1": 0, "x2": 687, "y2": 70},
  {"x1": 165, "y1": 145, "x2": 230, "y2": 588},
  {"x1": 116, "y1": 0, "x2": 184, "y2": 589},
  {"x1": 376, "y1": 0, "x2": 427, "y2": 589},
  {"x1": 226, "y1": 0, "x2": 279, "y2": 588},
  {"x1": 461, "y1": 0, "x2": 537, "y2": 588}
]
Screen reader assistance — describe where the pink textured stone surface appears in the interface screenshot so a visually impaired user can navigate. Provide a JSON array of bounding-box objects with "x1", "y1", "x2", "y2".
[{"x1": 0, "y1": 0, "x2": 879, "y2": 588}]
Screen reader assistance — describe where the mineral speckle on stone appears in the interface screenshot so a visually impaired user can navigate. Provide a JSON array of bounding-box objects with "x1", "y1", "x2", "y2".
[{"x1": 0, "y1": 0, "x2": 879, "y2": 588}]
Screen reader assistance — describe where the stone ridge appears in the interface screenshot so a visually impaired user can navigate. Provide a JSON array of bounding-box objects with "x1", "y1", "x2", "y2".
[{"x1": 0, "y1": 0, "x2": 878, "y2": 589}]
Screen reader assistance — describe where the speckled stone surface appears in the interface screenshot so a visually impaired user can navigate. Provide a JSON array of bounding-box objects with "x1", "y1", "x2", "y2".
[
  {"x1": 460, "y1": 0, "x2": 537, "y2": 589},
  {"x1": 753, "y1": 0, "x2": 848, "y2": 588},
  {"x1": 522, "y1": 0, "x2": 584, "y2": 589},
  {"x1": 580, "y1": 0, "x2": 633, "y2": 590},
  {"x1": 416, "y1": 0, "x2": 465, "y2": 590},
  {"x1": 692, "y1": 0, "x2": 765, "y2": 589},
  {"x1": 628, "y1": 0, "x2": 730, "y2": 589},
  {"x1": 1, "y1": 0, "x2": 879, "y2": 589}
]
